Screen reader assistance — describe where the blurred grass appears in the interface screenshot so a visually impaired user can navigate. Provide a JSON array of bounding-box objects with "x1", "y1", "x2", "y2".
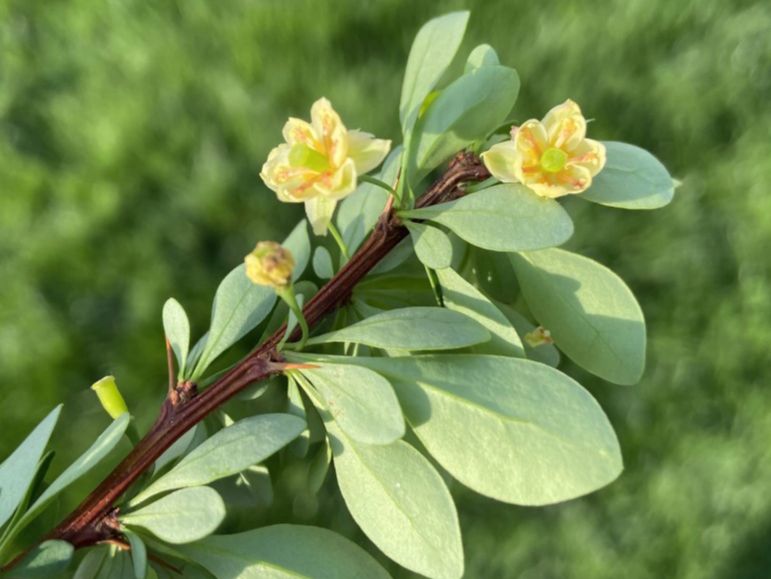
[{"x1": 1, "y1": 0, "x2": 769, "y2": 577}]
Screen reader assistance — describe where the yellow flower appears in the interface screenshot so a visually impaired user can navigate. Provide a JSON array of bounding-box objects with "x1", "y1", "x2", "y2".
[
  {"x1": 481, "y1": 99, "x2": 606, "y2": 198},
  {"x1": 245, "y1": 241, "x2": 295, "y2": 289},
  {"x1": 260, "y1": 98, "x2": 391, "y2": 235}
]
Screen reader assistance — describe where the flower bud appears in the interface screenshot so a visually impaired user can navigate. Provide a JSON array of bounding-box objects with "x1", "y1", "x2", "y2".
[
  {"x1": 524, "y1": 326, "x2": 554, "y2": 348},
  {"x1": 245, "y1": 241, "x2": 295, "y2": 289},
  {"x1": 91, "y1": 375, "x2": 129, "y2": 420}
]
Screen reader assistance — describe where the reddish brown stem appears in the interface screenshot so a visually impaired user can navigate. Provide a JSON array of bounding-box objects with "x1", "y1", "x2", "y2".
[{"x1": 1, "y1": 152, "x2": 489, "y2": 572}]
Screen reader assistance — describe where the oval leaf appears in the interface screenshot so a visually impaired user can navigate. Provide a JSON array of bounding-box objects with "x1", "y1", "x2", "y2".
[
  {"x1": 511, "y1": 248, "x2": 646, "y2": 384},
  {"x1": 298, "y1": 364, "x2": 404, "y2": 445},
  {"x1": 123, "y1": 528, "x2": 147, "y2": 579},
  {"x1": 464, "y1": 43, "x2": 500, "y2": 72},
  {"x1": 400, "y1": 184, "x2": 574, "y2": 252},
  {"x1": 131, "y1": 414, "x2": 305, "y2": 505},
  {"x1": 0, "y1": 405, "x2": 61, "y2": 528},
  {"x1": 329, "y1": 426, "x2": 464, "y2": 579},
  {"x1": 399, "y1": 11, "x2": 469, "y2": 133},
  {"x1": 121, "y1": 487, "x2": 225, "y2": 544},
  {"x1": 4, "y1": 540, "x2": 73, "y2": 578},
  {"x1": 406, "y1": 221, "x2": 453, "y2": 270},
  {"x1": 356, "y1": 355, "x2": 622, "y2": 506},
  {"x1": 581, "y1": 141, "x2": 675, "y2": 209},
  {"x1": 179, "y1": 525, "x2": 390, "y2": 579},
  {"x1": 305, "y1": 306, "x2": 489, "y2": 351},
  {"x1": 436, "y1": 267, "x2": 524, "y2": 357},
  {"x1": 163, "y1": 298, "x2": 190, "y2": 376},
  {"x1": 412, "y1": 65, "x2": 520, "y2": 179},
  {"x1": 312, "y1": 246, "x2": 334, "y2": 279}
]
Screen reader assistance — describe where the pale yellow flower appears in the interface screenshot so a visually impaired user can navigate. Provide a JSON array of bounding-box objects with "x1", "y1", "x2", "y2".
[
  {"x1": 481, "y1": 99, "x2": 606, "y2": 198},
  {"x1": 260, "y1": 98, "x2": 391, "y2": 235},
  {"x1": 245, "y1": 241, "x2": 295, "y2": 289}
]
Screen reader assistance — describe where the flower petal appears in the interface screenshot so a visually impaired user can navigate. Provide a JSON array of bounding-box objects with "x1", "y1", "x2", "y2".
[
  {"x1": 348, "y1": 130, "x2": 391, "y2": 174},
  {"x1": 481, "y1": 140, "x2": 521, "y2": 183},
  {"x1": 513, "y1": 120, "x2": 548, "y2": 162},
  {"x1": 305, "y1": 196, "x2": 338, "y2": 236},
  {"x1": 260, "y1": 144, "x2": 319, "y2": 202},
  {"x1": 315, "y1": 158, "x2": 357, "y2": 200},
  {"x1": 282, "y1": 118, "x2": 319, "y2": 148},
  {"x1": 569, "y1": 138, "x2": 607, "y2": 176},
  {"x1": 311, "y1": 97, "x2": 348, "y2": 167},
  {"x1": 557, "y1": 163, "x2": 593, "y2": 195},
  {"x1": 542, "y1": 99, "x2": 586, "y2": 150}
]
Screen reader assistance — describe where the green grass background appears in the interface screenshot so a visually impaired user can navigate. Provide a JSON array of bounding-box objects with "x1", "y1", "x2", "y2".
[{"x1": 1, "y1": 0, "x2": 770, "y2": 577}]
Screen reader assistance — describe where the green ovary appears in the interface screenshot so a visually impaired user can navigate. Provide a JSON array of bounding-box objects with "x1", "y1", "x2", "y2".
[{"x1": 540, "y1": 147, "x2": 568, "y2": 173}]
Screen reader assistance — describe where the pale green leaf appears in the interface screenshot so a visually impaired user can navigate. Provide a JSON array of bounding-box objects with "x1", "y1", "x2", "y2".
[
  {"x1": 73, "y1": 547, "x2": 108, "y2": 579},
  {"x1": 400, "y1": 11, "x2": 470, "y2": 134},
  {"x1": 581, "y1": 141, "x2": 675, "y2": 209},
  {"x1": 353, "y1": 355, "x2": 622, "y2": 505},
  {"x1": 406, "y1": 222, "x2": 453, "y2": 270},
  {"x1": 283, "y1": 219, "x2": 312, "y2": 282},
  {"x1": 121, "y1": 487, "x2": 225, "y2": 544},
  {"x1": 4, "y1": 540, "x2": 73, "y2": 578},
  {"x1": 436, "y1": 267, "x2": 525, "y2": 357},
  {"x1": 511, "y1": 248, "x2": 646, "y2": 384},
  {"x1": 329, "y1": 425, "x2": 463, "y2": 579},
  {"x1": 15, "y1": 414, "x2": 129, "y2": 535},
  {"x1": 123, "y1": 528, "x2": 147, "y2": 579},
  {"x1": 162, "y1": 298, "x2": 190, "y2": 376},
  {"x1": 154, "y1": 423, "x2": 207, "y2": 474},
  {"x1": 464, "y1": 43, "x2": 500, "y2": 72},
  {"x1": 131, "y1": 414, "x2": 304, "y2": 505},
  {"x1": 312, "y1": 246, "x2": 334, "y2": 279},
  {"x1": 400, "y1": 184, "x2": 574, "y2": 252},
  {"x1": 0, "y1": 405, "x2": 61, "y2": 529},
  {"x1": 298, "y1": 364, "x2": 404, "y2": 445},
  {"x1": 412, "y1": 65, "x2": 519, "y2": 180},
  {"x1": 305, "y1": 306, "x2": 489, "y2": 351},
  {"x1": 179, "y1": 524, "x2": 390, "y2": 579}
]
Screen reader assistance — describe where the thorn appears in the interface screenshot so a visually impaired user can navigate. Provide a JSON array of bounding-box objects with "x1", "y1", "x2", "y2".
[{"x1": 277, "y1": 362, "x2": 320, "y2": 371}]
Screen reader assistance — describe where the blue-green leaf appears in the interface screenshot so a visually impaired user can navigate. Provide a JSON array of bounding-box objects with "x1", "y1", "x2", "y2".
[
  {"x1": 305, "y1": 306, "x2": 489, "y2": 351},
  {"x1": 179, "y1": 525, "x2": 390, "y2": 579},
  {"x1": 121, "y1": 487, "x2": 225, "y2": 544},
  {"x1": 298, "y1": 364, "x2": 404, "y2": 445},
  {"x1": 329, "y1": 424, "x2": 463, "y2": 579},
  {"x1": 350, "y1": 355, "x2": 622, "y2": 506},
  {"x1": 131, "y1": 414, "x2": 304, "y2": 505},
  {"x1": 312, "y1": 246, "x2": 334, "y2": 279},
  {"x1": 400, "y1": 184, "x2": 574, "y2": 252},
  {"x1": 581, "y1": 141, "x2": 675, "y2": 209},
  {"x1": 14, "y1": 414, "x2": 129, "y2": 536},
  {"x1": 435, "y1": 267, "x2": 525, "y2": 357},
  {"x1": 399, "y1": 11, "x2": 470, "y2": 134},
  {"x1": 123, "y1": 528, "x2": 147, "y2": 579},
  {"x1": 412, "y1": 65, "x2": 520, "y2": 180},
  {"x1": 4, "y1": 540, "x2": 73, "y2": 578},
  {"x1": 0, "y1": 405, "x2": 61, "y2": 529},
  {"x1": 406, "y1": 221, "x2": 453, "y2": 270},
  {"x1": 163, "y1": 298, "x2": 190, "y2": 376},
  {"x1": 464, "y1": 43, "x2": 500, "y2": 72},
  {"x1": 511, "y1": 248, "x2": 646, "y2": 384}
]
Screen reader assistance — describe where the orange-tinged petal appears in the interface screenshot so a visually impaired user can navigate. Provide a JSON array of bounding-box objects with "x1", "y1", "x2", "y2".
[
  {"x1": 315, "y1": 158, "x2": 357, "y2": 200},
  {"x1": 556, "y1": 163, "x2": 593, "y2": 194},
  {"x1": 348, "y1": 130, "x2": 391, "y2": 174},
  {"x1": 282, "y1": 117, "x2": 319, "y2": 148},
  {"x1": 311, "y1": 97, "x2": 348, "y2": 167},
  {"x1": 513, "y1": 119, "x2": 548, "y2": 163},
  {"x1": 543, "y1": 99, "x2": 586, "y2": 150},
  {"x1": 569, "y1": 138, "x2": 606, "y2": 176}
]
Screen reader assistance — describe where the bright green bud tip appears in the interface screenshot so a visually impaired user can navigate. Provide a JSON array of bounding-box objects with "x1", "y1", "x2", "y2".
[
  {"x1": 540, "y1": 147, "x2": 568, "y2": 173},
  {"x1": 91, "y1": 375, "x2": 129, "y2": 420}
]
